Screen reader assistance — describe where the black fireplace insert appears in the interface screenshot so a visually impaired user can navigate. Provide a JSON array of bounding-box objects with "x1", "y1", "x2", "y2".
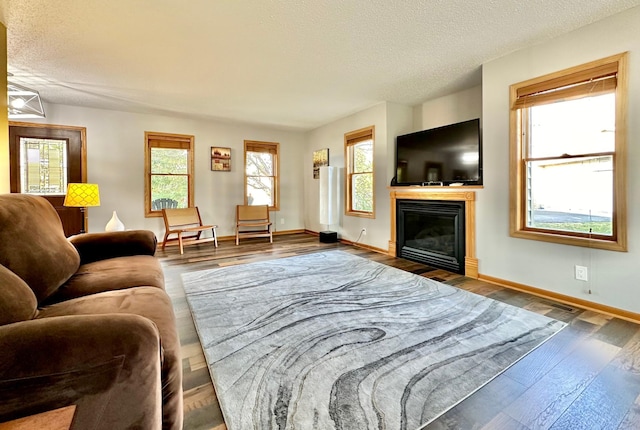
[{"x1": 396, "y1": 199, "x2": 465, "y2": 274}]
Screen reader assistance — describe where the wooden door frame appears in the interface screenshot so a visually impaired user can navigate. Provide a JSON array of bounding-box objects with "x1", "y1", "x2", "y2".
[{"x1": 9, "y1": 121, "x2": 89, "y2": 231}]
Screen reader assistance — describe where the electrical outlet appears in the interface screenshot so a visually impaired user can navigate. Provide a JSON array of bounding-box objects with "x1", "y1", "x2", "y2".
[
  {"x1": 575, "y1": 265, "x2": 588, "y2": 281},
  {"x1": 280, "y1": 218, "x2": 285, "y2": 225},
  {"x1": 361, "y1": 228, "x2": 366, "y2": 236}
]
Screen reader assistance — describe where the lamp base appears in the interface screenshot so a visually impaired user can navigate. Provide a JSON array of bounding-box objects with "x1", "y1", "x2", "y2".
[{"x1": 319, "y1": 231, "x2": 338, "y2": 243}]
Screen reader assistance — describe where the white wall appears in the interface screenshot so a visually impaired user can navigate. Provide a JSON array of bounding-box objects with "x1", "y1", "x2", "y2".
[
  {"x1": 33, "y1": 103, "x2": 306, "y2": 238},
  {"x1": 480, "y1": 6, "x2": 640, "y2": 313},
  {"x1": 415, "y1": 85, "x2": 482, "y2": 131},
  {"x1": 386, "y1": 103, "x2": 414, "y2": 181},
  {"x1": 304, "y1": 102, "x2": 413, "y2": 250}
]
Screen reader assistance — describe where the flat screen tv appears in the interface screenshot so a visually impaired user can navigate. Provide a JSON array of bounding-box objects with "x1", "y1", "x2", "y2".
[{"x1": 394, "y1": 118, "x2": 482, "y2": 186}]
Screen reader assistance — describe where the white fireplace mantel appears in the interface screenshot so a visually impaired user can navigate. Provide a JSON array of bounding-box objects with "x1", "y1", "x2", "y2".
[{"x1": 388, "y1": 187, "x2": 478, "y2": 278}]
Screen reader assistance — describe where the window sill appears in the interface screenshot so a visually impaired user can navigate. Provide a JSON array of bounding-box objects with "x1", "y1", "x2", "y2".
[
  {"x1": 510, "y1": 229, "x2": 626, "y2": 252},
  {"x1": 346, "y1": 211, "x2": 375, "y2": 219}
]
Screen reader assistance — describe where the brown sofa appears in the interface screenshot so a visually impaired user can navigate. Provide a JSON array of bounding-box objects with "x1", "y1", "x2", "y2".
[{"x1": 0, "y1": 194, "x2": 182, "y2": 429}]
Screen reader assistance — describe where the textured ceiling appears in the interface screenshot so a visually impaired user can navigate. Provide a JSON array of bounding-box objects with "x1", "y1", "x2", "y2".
[{"x1": 2, "y1": 0, "x2": 639, "y2": 131}]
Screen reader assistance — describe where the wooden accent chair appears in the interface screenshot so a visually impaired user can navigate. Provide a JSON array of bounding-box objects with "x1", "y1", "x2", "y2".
[
  {"x1": 235, "y1": 205, "x2": 272, "y2": 245},
  {"x1": 161, "y1": 207, "x2": 218, "y2": 254}
]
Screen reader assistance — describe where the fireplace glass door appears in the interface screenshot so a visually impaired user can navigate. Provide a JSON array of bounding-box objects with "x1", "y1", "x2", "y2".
[{"x1": 397, "y1": 200, "x2": 465, "y2": 273}]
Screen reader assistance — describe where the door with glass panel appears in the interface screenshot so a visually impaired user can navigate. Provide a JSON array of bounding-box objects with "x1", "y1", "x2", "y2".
[{"x1": 9, "y1": 124, "x2": 86, "y2": 237}]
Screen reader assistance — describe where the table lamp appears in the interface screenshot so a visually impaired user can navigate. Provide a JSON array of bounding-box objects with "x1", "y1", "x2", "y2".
[
  {"x1": 63, "y1": 183, "x2": 100, "y2": 233},
  {"x1": 63, "y1": 183, "x2": 101, "y2": 207}
]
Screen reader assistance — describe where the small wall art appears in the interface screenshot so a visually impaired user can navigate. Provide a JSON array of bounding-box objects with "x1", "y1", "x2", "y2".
[
  {"x1": 313, "y1": 148, "x2": 329, "y2": 179},
  {"x1": 211, "y1": 147, "x2": 231, "y2": 171}
]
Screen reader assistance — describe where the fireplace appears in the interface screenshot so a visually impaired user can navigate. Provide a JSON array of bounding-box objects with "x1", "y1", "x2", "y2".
[
  {"x1": 388, "y1": 189, "x2": 477, "y2": 278},
  {"x1": 396, "y1": 199, "x2": 465, "y2": 274}
]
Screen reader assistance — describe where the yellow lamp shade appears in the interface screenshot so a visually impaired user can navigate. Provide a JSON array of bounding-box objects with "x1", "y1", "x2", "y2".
[{"x1": 63, "y1": 183, "x2": 101, "y2": 207}]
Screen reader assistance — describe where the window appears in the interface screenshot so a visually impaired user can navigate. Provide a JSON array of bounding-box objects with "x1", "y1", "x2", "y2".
[
  {"x1": 244, "y1": 140, "x2": 279, "y2": 210},
  {"x1": 145, "y1": 132, "x2": 194, "y2": 217},
  {"x1": 345, "y1": 126, "x2": 375, "y2": 217},
  {"x1": 510, "y1": 53, "x2": 627, "y2": 251},
  {"x1": 20, "y1": 138, "x2": 68, "y2": 194}
]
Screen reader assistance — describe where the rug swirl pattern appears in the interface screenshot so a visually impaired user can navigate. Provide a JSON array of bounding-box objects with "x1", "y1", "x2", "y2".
[{"x1": 181, "y1": 251, "x2": 565, "y2": 430}]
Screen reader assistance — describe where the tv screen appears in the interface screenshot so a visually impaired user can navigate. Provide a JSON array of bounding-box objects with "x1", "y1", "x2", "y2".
[{"x1": 395, "y1": 119, "x2": 482, "y2": 186}]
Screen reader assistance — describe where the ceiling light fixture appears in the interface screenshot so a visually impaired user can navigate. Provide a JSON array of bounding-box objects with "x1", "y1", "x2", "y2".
[{"x1": 7, "y1": 81, "x2": 45, "y2": 119}]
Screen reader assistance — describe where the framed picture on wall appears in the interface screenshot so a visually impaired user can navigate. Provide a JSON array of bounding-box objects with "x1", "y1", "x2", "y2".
[
  {"x1": 313, "y1": 148, "x2": 329, "y2": 179},
  {"x1": 211, "y1": 147, "x2": 231, "y2": 171}
]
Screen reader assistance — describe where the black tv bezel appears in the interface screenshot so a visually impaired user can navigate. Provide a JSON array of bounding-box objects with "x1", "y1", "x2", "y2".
[{"x1": 394, "y1": 118, "x2": 482, "y2": 186}]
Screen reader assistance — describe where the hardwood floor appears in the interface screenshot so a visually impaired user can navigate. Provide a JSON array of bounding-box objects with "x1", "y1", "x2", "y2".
[{"x1": 158, "y1": 233, "x2": 640, "y2": 430}]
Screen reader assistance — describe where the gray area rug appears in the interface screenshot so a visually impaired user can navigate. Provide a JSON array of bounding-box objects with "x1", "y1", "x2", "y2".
[{"x1": 182, "y1": 251, "x2": 565, "y2": 430}]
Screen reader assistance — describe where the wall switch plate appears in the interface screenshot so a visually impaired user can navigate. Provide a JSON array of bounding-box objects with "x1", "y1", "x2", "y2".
[
  {"x1": 575, "y1": 265, "x2": 588, "y2": 281},
  {"x1": 280, "y1": 218, "x2": 285, "y2": 225}
]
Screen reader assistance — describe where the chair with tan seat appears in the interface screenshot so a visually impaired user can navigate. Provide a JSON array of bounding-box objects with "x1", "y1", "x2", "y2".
[
  {"x1": 235, "y1": 204, "x2": 272, "y2": 245},
  {"x1": 161, "y1": 207, "x2": 218, "y2": 254}
]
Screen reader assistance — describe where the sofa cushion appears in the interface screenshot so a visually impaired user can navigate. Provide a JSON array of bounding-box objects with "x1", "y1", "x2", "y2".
[
  {"x1": 0, "y1": 194, "x2": 80, "y2": 302},
  {"x1": 37, "y1": 287, "x2": 182, "y2": 430},
  {"x1": 0, "y1": 314, "x2": 163, "y2": 429},
  {"x1": 46, "y1": 255, "x2": 165, "y2": 304},
  {"x1": 0, "y1": 265, "x2": 37, "y2": 325}
]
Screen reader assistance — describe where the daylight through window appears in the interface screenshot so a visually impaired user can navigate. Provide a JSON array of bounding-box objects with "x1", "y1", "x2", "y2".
[
  {"x1": 244, "y1": 141, "x2": 279, "y2": 210},
  {"x1": 145, "y1": 132, "x2": 194, "y2": 217},
  {"x1": 19, "y1": 138, "x2": 68, "y2": 194},
  {"x1": 510, "y1": 53, "x2": 627, "y2": 251},
  {"x1": 345, "y1": 126, "x2": 375, "y2": 217}
]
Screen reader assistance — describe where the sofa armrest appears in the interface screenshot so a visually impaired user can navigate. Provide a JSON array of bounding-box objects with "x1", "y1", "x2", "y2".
[
  {"x1": 0, "y1": 314, "x2": 162, "y2": 429},
  {"x1": 68, "y1": 230, "x2": 157, "y2": 264}
]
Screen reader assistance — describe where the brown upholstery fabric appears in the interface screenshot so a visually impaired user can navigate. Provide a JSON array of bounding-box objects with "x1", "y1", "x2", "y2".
[
  {"x1": 46, "y1": 255, "x2": 165, "y2": 304},
  {"x1": 38, "y1": 287, "x2": 183, "y2": 430},
  {"x1": 0, "y1": 194, "x2": 80, "y2": 302},
  {"x1": 0, "y1": 265, "x2": 37, "y2": 325},
  {"x1": 69, "y1": 230, "x2": 158, "y2": 264},
  {"x1": 0, "y1": 193, "x2": 180, "y2": 429},
  {"x1": 0, "y1": 314, "x2": 162, "y2": 429}
]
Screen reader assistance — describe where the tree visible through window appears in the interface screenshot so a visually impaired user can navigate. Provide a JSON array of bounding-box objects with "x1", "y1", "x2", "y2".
[
  {"x1": 145, "y1": 132, "x2": 194, "y2": 217},
  {"x1": 345, "y1": 126, "x2": 375, "y2": 217},
  {"x1": 244, "y1": 140, "x2": 279, "y2": 210},
  {"x1": 510, "y1": 53, "x2": 627, "y2": 251}
]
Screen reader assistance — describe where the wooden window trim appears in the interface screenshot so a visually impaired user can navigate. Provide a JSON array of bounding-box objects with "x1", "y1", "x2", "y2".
[
  {"x1": 144, "y1": 131, "x2": 195, "y2": 217},
  {"x1": 244, "y1": 140, "x2": 280, "y2": 211},
  {"x1": 513, "y1": 63, "x2": 618, "y2": 109},
  {"x1": 345, "y1": 126, "x2": 375, "y2": 218},
  {"x1": 509, "y1": 53, "x2": 628, "y2": 251}
]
